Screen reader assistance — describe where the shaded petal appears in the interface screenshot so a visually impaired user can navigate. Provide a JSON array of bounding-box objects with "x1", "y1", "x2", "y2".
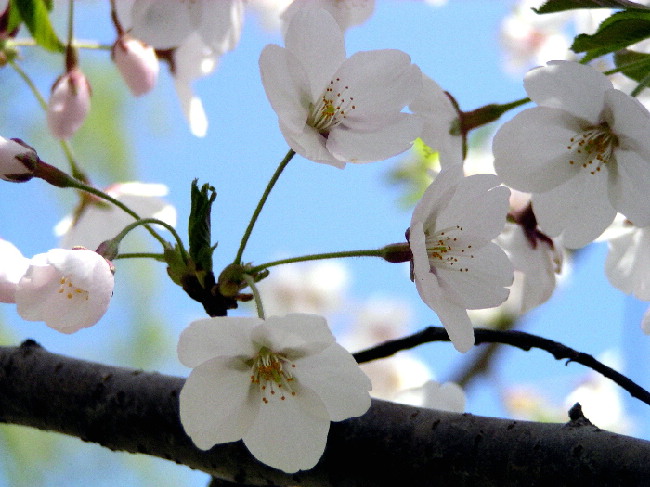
[
  {"x1": 327, "y1": 113, "x2": 421, "y2": 163},
  {"x1": 283, "y1": 8, "x2": 345, "y2": 101},
  {"x1": 435, "y1": 174, "x2": 510, "y2": 240},
  {"x1": 292, "y1": 344, "x2": 371, "y2": 421},
  {"x1": 493, "y1": 107, "x2": 582, "y2": 192},
  {"x1": 524, "y1": 60, "x2": 611, "y2": 122},
  {"x1": 605, "y1": 226, "x2": 650, "y2": 300},
  {"x1": 174, "y1": 79, "x2": 208, "y2": 137},
  {"x1": 254, "y1": 314, "x2": 334, "y2": 357},
  {"x1": 260, "y1": 45, "x2": 312, "y2": 134},
  {"x1": 177, "y1": 317, "x2": 260, "y2": 367},
  {"x1": 532, "y1": 171, "x2": 616, "y2": 248},
  {"x1": 411, "y1": 166, "x2": 463, "y2": 228},
  {"x1": 243, "y1": 390, "x2": 330, "y2": 473},
  {"x1": 130, "y1": 0, "x2": 193, "y2": 49},
  {"x1": 334, "y1": 50, "x2": 422, "y2": 125},
  {"x1": 179, "y1": 356, "x2": 257, "y2": 449},
  {"x1": 279, "y1": 121, "x2": 345, "y2": 168},
  {"x1": 436, "y1": 242, "x2": 513, "y2": 309}
]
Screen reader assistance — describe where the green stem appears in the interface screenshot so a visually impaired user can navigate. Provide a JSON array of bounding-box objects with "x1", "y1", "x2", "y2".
[
  {"x1": 243, "y1": 274, "x2": 265, "y2": 320},
  {"x1": 234, "y1": 149, "x2": 295, "y2": 265},
  {"x1": 114, "y1": 252, "x2": 166, "y2": 261},
  {"x1": 249, "y1": 248, "x2": 385, "y2": 274}
]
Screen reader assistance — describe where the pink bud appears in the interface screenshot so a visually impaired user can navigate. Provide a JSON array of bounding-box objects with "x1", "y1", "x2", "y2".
[
  {"x1": 0, "y1": 136, "x2": 38, "y2": 182},
  {"x1": 46, "y1": 68, "x2": 92, "y2": 139},
  {"x1": 112, "y1": 36, "x2": 159, "y2": 96}
]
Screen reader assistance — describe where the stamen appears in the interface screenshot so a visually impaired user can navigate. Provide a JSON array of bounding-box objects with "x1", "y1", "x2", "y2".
[
  {"x1": 250, "y1": 347, "x2": 297, "y2": 404},
  {"x1": 307, "y1": 77, "x2": 356, "y2": 136},
  {"x1": 57, "y1": 276, "x2": 89, "y2": 301},
  {"x1": 425, "y1": 225, "x2": 474, "y2": 273},
  {"x1": 566, "y1": 122, "x2": 618, "y2": 175}
]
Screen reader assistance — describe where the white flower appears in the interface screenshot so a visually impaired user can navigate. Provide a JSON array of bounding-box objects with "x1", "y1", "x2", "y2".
[
  {"x1": 0, "y1": 239, "x2": 30, "y2": 303},
  {"x1": 46, "y1": 68, "x2": 92, "y2": 140},
  {"x1": 493, "y1": 60, "x2": 650, "y2": 249},
  {"x1": 259, "y1": 8, "x2": 422, "y2": 167},
  {"x1": 55, "y1": 182, "x2": 176, "y2": 251},
  {"x1": 112, "y1": 36, "x2": 159, "y2": 96},
  {"x1": 604, "y1": 221, "x2": 650, "y2": 301},
  {"x1": 409, "y1": 73, "x2": 463, "y2": 167},
  {"x1": 496, "y1": 222, "x2": 563, "y2": 314},
  {"x1": 178, "y1": 314, "x2": 371, "y2": 473},
  {"x1": 409, "y1": 167, "x2": 513, "y2": 353},
  {"x1": 421, "y1": 380, "x2": 465, "y2": 413},
  {"x1": 0, "y1": 136, "x2": 38, "y2": 182},
  {"x1": 15, "y1": 248, "x2": 114, "y2": 333},
  {"x1": 281, "y1": 0, "x2": 375, "y2": 32}
]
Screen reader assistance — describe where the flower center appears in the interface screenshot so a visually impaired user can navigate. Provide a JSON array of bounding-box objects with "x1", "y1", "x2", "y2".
[
  {"x1": 250, "y1": 347, "x2": 297, "y2": 404},
  {"x1": 307, "y1": 77, "x2": 356, "y2": 136},
  {"x1": 424, "y1": 225, "x2": 475, "y2": 273},
  {"x1": 567, "y1": 122, "x2": 618, "y2": 175},
  {"x1": 57, "y1": 276, "x2": 89, "y2": 301}
]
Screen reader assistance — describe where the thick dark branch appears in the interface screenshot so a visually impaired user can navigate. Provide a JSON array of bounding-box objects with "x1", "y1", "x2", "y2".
[
  {"x1": 353, "y1": 326, "x2": 650, "y2": 407},
  {"x1": 1, "y1": 341, "x2": 650, "y2": 486}
]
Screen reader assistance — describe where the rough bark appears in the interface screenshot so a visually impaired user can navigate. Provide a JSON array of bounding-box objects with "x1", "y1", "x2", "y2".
[{"x1": 0, "y1": 340, "x2": 649, "y2": 486}]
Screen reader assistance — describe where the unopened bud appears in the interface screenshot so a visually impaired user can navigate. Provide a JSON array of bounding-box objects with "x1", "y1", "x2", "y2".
[
  {"x1": 112, "y1": 36, "x2": 159, "y2": 96},
  {"x1": 0, "y1": 137, "x2": 38, "y2": 182},
  {"x1": 381, "y1": 242, "x2": 412, "y2": 264},
  {"x1": 46, "y1": 68, "x2": 92, "y2": 139}
]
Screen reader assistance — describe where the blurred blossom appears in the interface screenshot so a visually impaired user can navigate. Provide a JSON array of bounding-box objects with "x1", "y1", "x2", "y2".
[
  {"x1": 564, "y1": 351, "x2": 632, "y2": 434},
  {"x1": 55, "y1": 182, "x2": 176, "y2": 252},
  {"x1": 177, "y1": 314, "x2": 371, "y2": 473},
  {"x1": 46, "y1": 68, "x2": 91, "y2": 140},
  {"x1": 604, "y1": 220, "x2": 650, "y2": 301},
  {"x1": 15, "y1": 247, "x2": 115, "y2": 334},
  {"x1": 281, "y1": 0, "x2": 375, "y2": 32},
  {"x1": 247, "y1": 0, "x2": 293, "y2": 31},
  {"x1": 257, "y1": 261, "x2": 348, "y2": 316},
  {"x1": 259, "y1": 8, "x2": 422, "y2": 167},
  {"x1": 360, "y1": 354, "x2": 432, "y2": 401},
  {"x1": 112, "y1": 36, "x2": 159, "y2": 96},
  {"x1": 0, "y1": 238, "x2": 30, "y2": 303}
]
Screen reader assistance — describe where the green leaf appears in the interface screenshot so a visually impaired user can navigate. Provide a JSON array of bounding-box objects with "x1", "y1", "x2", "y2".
[
  {"x1": 13, "y1": 0, "x2": 64, "y2": 53},
  {"x1": 536, "y1": 0, "x2": 650, "y2": 13},
  {"x1": 188, "y1": 179, "x2": 217, "y2": 278},
  {"x1": 6, "y1": 0, "x2": 23, "y2": 33},
  {"x1": 571, "y1": 11, "x2": 650, "y2": 61},
  {"x1": 614, "y1": 48, "x2": 650, "y2": 81}
]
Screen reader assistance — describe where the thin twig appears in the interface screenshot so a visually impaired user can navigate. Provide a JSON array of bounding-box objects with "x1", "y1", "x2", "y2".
[{"x1": 352, "y1": 326, "x2": 650, "y2": 407}]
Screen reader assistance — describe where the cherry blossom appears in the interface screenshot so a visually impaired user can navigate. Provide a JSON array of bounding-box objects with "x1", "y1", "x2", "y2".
[
  {"x1": 0, "y1": 238, "x2": 30, "y2": 303},
  {"x1": 0, "y1": 136, "x2": 39, "y2": 182},
  {"x1": 46, "y1": 68, "x2": 92, "y2": 140},
  {"x1": 259, "y1": 8, "x2": 422, "y2": 167},
  {"x1": 55, "y1": 182, "x2": 176, "y2": 251},
  {"x1": 178, "y1": 314, "x2": 371, "y2": 473},
  {"x1": 604, "y1": 220, "x2": 650, "y2": 301},
  {"x1": 281, "y1": 0, "x2": 375, "y2": 32},
  {"x1": 409, "y1": 167, "x2": 513, "y2": 353},
  {"x1": 112, "y1": 36, "x2": 159, "y2": 96},
  {"x1": 420, "y1": 380, "x2": 466, "y2": 413},
  {"x1": 493, "y1": 60, "x2": 650, "y2": 249},
  {"x1": 15, "y1": 248, "x2": 114, "y2": 333}
]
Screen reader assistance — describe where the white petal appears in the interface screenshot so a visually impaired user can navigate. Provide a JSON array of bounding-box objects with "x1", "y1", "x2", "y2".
[
  {"x1": 259, "y1": 45, "x2": 312, "y2": 134},
  {"x1": 0, "y1": 239, "x2": 29, "y2": 303},
  {"x1": 130, "y1": 0, "x2": 192, "y2": 49},
  {"x1": 333, "y1": 50, "x2": 422, "y2": 124},
  {"x1": 642, "y1": 306, "x2": 650, "y2": 335},
  {"x1": 435, "y1": 174, "x2": 510, "y2": 240},
  {"x1": 327, "y1": 113, "x2": 422, "y2": 163},
  {"x1": 493, "y1": 107, "x2": 582, "y2": 193},
  {"x1": 532, "y1": 171, "x2": 616, "y2": 248},
  {"x1": 255, "y1": 314, "x2": 335, "y2": 356},
  {"x1": 243, "y1": 390, "x2": 330, "y2": 473},
  {"x1": 609, "y1": 148, "x2": 650, "y2": 227},
  {"x1": 524, "y1": 60, "x2": 611, "y2": 122},
  {"x1": 177, "y1": 317, "x2": 260, "y2": 367},
  {"x1": 605, "y1": 227, "x2": 650, "y2": 300},
  {"x1": 174, "y1": 79, "x2": 208, "y2": 137},
  {"x1": 292, "y1": 344, "x2": 371, "y2": 421},
  {"x1": 411, "y1": 165, "x2": 463, "y2": 228},
  {"x1": 420, "y1": 287, "x2": 475, "y2": 353},
  {"x1": 179, "y1": 356, "x2": 257, "y2": 449},
  {"x1": 283, "y1": 8, "x2": 346, "y2": 101},
  {"x1": 279, "y1": 121, "x2": 345, "y2": 167}
]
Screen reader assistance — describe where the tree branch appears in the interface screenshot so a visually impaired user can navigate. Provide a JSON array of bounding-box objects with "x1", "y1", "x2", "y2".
[
  {"x1": 353, "y1": 326, "x2": 650, "y2": 407},
  {"x1": 1, "y1": 340, "x2": 650, "y2": 486}
]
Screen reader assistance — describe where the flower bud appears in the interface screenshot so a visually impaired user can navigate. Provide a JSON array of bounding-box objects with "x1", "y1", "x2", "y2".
[
  {"x1": 46, "y1": 68, "x2": 92, "y2": 139},
  {"x1": 0, "y1": 136, "x2": 39, "y2": 182},
  {"x1": 112, "y1": 36, "x2": 159, "y2": 96}
]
